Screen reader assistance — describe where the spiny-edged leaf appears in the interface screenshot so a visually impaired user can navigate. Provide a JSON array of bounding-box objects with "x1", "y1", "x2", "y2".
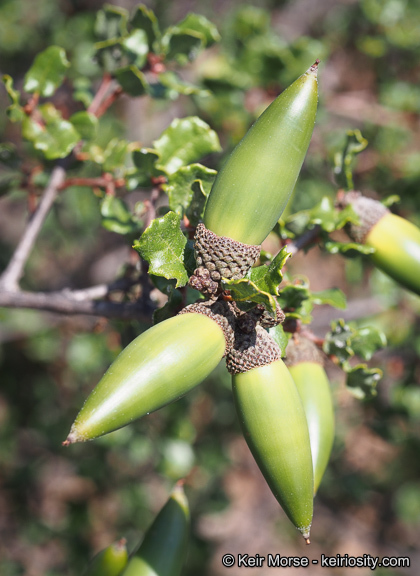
[
  {"x1": 277, "y1": 281, "x2": 311, "y2": 312},
  {"x1": 103, "y1": 138, "x2": 129, "y2": 171},
  {"x1": 334, "y1": 203, "x2": 360, "y2": 230},
  {"x1": 121, "y1": 29, "x2": 149, "y2": 67},
  {"x1": 308, "y1": 196, "x2": 337, "y2": 233},
  {"x1": 133, "y1": 211, "x2": 189, "y2": 287},
  {"x1": 345, "y1": 364, "x2": 382, "y2": 400},
  {"x1": 101, "y1": 195, "x2": 143, "y2": 235},
  {"x1": 248, "y1": 246, "x2": 291, "y2": 295},
  {"x1": 334, "y1": 129, "x2": 368, "y2": 190},
  {"x1": 350, "y1": 326, "x2": 387, "y2": 361},
  {"x1": 115, "y1": 65, "x2": 148, "y2": 96},
  {"x1": 221, "y1": 277, "x2": 278, "y2": 317},
  {"x1": 324, "y1": 238, "x2": 376, "y2": 257},
  {"x1": 94, "y1": 38, "x2": 124, "y2": 73},
  {"x1": 0, "y1": 143, "x2": 21, "y2": 169},
  {"x1": 153, "y1": 116, "x2": 221, "y2": 175},
  {"x1": 176, "y1": 13, "x2": 221, "y2": 47},
  {"x1": 95, "y1": 4, "x2": 128, "y2": 41},
  {"x1": 382, "y1": 194, "x2": 400, "y2": 207},
  {"x1": 323, "y1": 318, "x2": 354, "y2": 364},
  {"x1": 183, "y1": 239, "x2": 197, "y2": 276},
  {"x1": 268, "y1": 324, "x2": 291, "y2": 356},
  {"x1": 23, "y1": 46, "x2": 69, "y2": 97},
  {"x1": 133, "y1": 148, "x2": 161, "y2": 173},
  {"x1": 165, "y1": 163, "x2": 216, "y2": 221},
  {"x1": 69, "y1": 111, "x2": 98, "y2": 141},
  {"x1": 158, "y1": 71, "x2": 210, "y2": 98},
  {"x1": 312, "y1": 288, "x2": 347, "y2": 309},
  {"x1": 163, "y1": 27, "x2": 203, "y2": 64},
  {"x1": 2, "y1": 75, "x2": 24, "y2": 122},
  {"x1": 153, "y1": 288, "x2": 183, "y2": 324},
  {"x1": 22, "y1": 116, "x2": 80, "y2": 160},
  {"x1": 130, "y1": 4, "x2": 160, "y2": 49}
]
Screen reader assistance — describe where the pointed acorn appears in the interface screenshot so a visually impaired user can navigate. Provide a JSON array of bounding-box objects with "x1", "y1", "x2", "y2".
[
  {"x1": 229, "y1": 328, "x2": 313, "y2": 541},
  {"x1": 122, "y1": 483, "x2": 190, "y2": 576},
  {"x1": 340, "y1": 192, "x2": 420, "y2": 296},
  {"x1": 203, "y1": 61, "x2": 319, "y2": 246},
  {"x1": 286, "y1": 336, "x2": 335, "y2": 494},
  {"x1": 65, "y1": 303, "x2": 233, "y2": 443},
  {"x1": 84, "y1": 539, "x2": 128, "y2": 576}
]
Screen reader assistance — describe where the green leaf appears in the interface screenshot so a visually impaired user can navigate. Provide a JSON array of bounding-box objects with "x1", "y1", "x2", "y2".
[
  {"x1": 121, "y1": 29, "x2": 149, "y2": 67},
  {"x1": 22, "y1": 116, "x2": 80, "y2": 160},
  {"x1": 176, "y1": 13, "x2": 221, "y2": 47},
  {"x1": 277, "y1": 282, "x2": 311, "y2": 313},
  {"x1": 69, "y1": 111, "x2": 98, "y2": 141},
  {"x1": 312, "y1": 288, "x2": 347, "y2": 309},
  {"x1": 95, "y1": 5, "x2": 128, "y2": 41},
  {"x1": 382, "y1": 194, "x2": 400, "y2": 207},
  {"x1": 323, "y1": 239, "x2": 376, "y2": 257},
  {"x1": 322, "y1": 318, "x2": 354, "y2": 364},
  {"x1": 153, "y1": 117, "x2": 221, "y2": 175},
  {"x1": 101, "y1": 195, "x2": 143, "y2": 235},
  {"x1": 345, "y1": 364, "x2": 382, "y2": 400},
  {"x1": 163, "y1": 27, "x2": 203, "y2": 64},
  {"x1": 0, "y1": 143, "x2": 21, "y2": 168},
  {"x1": 130, "y1": 4, "x2": 160, "y2": 49},
  {"x1": 268, "y1": 324, "x2": 290, "y2": 356},
  {"x1": 2, "y1": 75, "x2": 24, "y2": 122},
  {"x1": 103, "y1": 138, "x2": 129, "y2": 171},
  {"x1": 115, "y1": 65, "x2": 148, "y2": 96},
  {"x1": 94, "y1": 38, "x2": 124, "y2": 72},
  {"x1": 165, "y1": 163, "x2": 216, "y2": 223},
  {"x1": 350, "y1": 326, "x2": 387, "y2": 361},
  {"x1": 221, "y1": 277, "x2": 278, "y2": 317},
  {"x1": 133, "y1": 211, "x2": 189, "y2": 287},
  {"x1": 158, "y1": 71, "x2": 209, "y2": 98},
  {"x1": 23, "y1": 46, "x2": 70, "y2": 97},
  {"x1": 333, "y1": 129, "x2": 368, "y2": 190},
  {"x1": 248, "y1": 247, "x2": 291, "y2": 295}
]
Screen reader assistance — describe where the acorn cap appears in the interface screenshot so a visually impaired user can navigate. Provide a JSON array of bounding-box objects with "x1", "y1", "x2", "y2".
[
  {"x1": 226, "y1": 325, "x2": 282, "y2": 374},
  {"x1": 285, "y1": 335, "x2": 324, "y2": 367},
  {"x1": 337, "y1": 191, "x2": 388, "y2": 244}
]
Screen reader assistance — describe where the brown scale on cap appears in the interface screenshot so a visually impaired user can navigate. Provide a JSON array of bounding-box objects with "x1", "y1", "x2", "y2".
[
  {"x1": 284, "y1": 334, "x2": 324, "y2": 367},
  {"x1": 226, "y1": 325, "x2": 282, "y2": 374},
  {"x1": 190, "y1": 224, "x2": 261, "y2": 294},
  {"x1": 337, "y1": 190, "x2": 388, "y2": 244},
  {"x1": 178, "y1": 299, "x2": 236, "y2": 356}
]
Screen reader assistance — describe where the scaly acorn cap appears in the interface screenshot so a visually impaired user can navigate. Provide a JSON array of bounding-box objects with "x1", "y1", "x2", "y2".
[
  {"x1": 285, "y1": 335, "x2": 324, "y2": 367},
  {"x1": 189, "y1": 223, "x2": 261, "y2": 294},
  {"x1": 337, "y1": 190, "x2": 388, "y2": 244},
  {"x1": 226, "y1": 325, "x2": 282, "y2": 374},
  {"x1": 178, "y1": 299, "x2": 236, "y2": 356}
]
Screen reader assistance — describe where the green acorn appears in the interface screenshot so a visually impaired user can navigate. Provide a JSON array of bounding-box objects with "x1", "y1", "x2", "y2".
[
  {"x1": 228, "y1": 327, "x2": 313, "y2": 542},
  {"x1": 203, "y1": 61, "x2": 319, "y2": 246},
  {"x1": 340, "y1": 192, "x2": 420, "y2": 296},
  {"x1": 64, "y1": 301, "x2": 234, "y2": 443},
  {"x1": 84, "y1": 539, "x2": 128, "y2": 576},
  {"x1": 286, "y1": 336, "x2": 334, "y2": 494},
  {"x1": 122, "y1": 483, "x2": 190, "y2": 576}
]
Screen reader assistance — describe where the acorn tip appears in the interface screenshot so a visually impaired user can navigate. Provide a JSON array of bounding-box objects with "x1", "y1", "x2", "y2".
[
  {"x1": 115, "y1": 538, "x2": 127, "y2": 551},
  {"x1": 62, "y1": 426, "x2": 81, "y2": 446},
  {"x1": 309, "y1": 59, "x2": 320, "y2": 74},
  {"x1": 305, "y1": 538, "x2": 311, "y2": 545}
]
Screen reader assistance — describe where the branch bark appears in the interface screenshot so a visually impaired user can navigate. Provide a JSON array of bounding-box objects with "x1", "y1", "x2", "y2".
[
  {"x1": 0, "y1": 166, "x2": 66, "y2": 291},
  {"x1": 0, "y1": 286, "x2": 151, "y2": 322}
]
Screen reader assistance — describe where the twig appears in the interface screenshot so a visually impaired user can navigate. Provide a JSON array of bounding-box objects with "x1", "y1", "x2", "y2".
[
  {"x1": 87, "y1": 73, "x2": 113, "y2": 116},
  {"x1": 0, "y1": 286, "x2": 151, "y2": 322},
  {"x1": 0, "y1": 166, "x2": 66, "y2": 292},
  {"x1": 285, "y1": 225, "x2": 321, "y2": 256}
]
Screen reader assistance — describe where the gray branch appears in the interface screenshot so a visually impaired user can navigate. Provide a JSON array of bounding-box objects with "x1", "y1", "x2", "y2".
[
  {"x1": 0, "y1": 166, "x2": 66, "y2": 291},
  {"x1": 0, "y1": 286, "x2": 152, "y2": 322}
]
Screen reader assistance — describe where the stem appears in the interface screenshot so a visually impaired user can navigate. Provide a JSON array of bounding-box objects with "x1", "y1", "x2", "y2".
[
  {"x1": 285, "y1": 225, "x2": 321, "y2": 256},
  {"x1": 0, "y1": 286, "x2": 150, "y2": 322},
  {"x1": 87, "y1": 73, "x2": 113, "y2": 116},
  {"x1": 0, "y1": 166, "x2": 66, "y2": 291}
]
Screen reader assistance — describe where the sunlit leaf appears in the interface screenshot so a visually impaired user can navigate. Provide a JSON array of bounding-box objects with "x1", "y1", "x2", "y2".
[{"x1": 23, "y1": 46, "x2": 69, "y2": 97}]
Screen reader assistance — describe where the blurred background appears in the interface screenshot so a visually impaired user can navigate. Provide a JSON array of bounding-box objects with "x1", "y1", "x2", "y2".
[{"x1": 1, "y1": 0, "x2": 420, "y2": 574}]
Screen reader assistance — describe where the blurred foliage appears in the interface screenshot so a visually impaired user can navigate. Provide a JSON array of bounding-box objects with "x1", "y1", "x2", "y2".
[{"x1": 1, "y1": 1, "x2": 420, "y2": 575}]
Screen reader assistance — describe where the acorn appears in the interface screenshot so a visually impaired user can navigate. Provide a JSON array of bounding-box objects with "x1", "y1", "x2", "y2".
[
  {"x1": 340, "y1": 191, "x2": 420, "y2": 296},
  {"x1": 203, "y1": 61, "x2": 319, "y2": 246},
  {"x1": 285, "y1": 336, "x2": 334, "y2": 494},
  {"x1": 64, "y1": 301, "x2": 234, "y2": 443},
  {"x1": 122, "y1": 483, "x2": 190, "y2": 576},
  {"x1": 228, "y1": 327, "x2": 314, "y2": 542},
  {"x1": 84, "y1": 539, "x2": 128, "y2": 576}
]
